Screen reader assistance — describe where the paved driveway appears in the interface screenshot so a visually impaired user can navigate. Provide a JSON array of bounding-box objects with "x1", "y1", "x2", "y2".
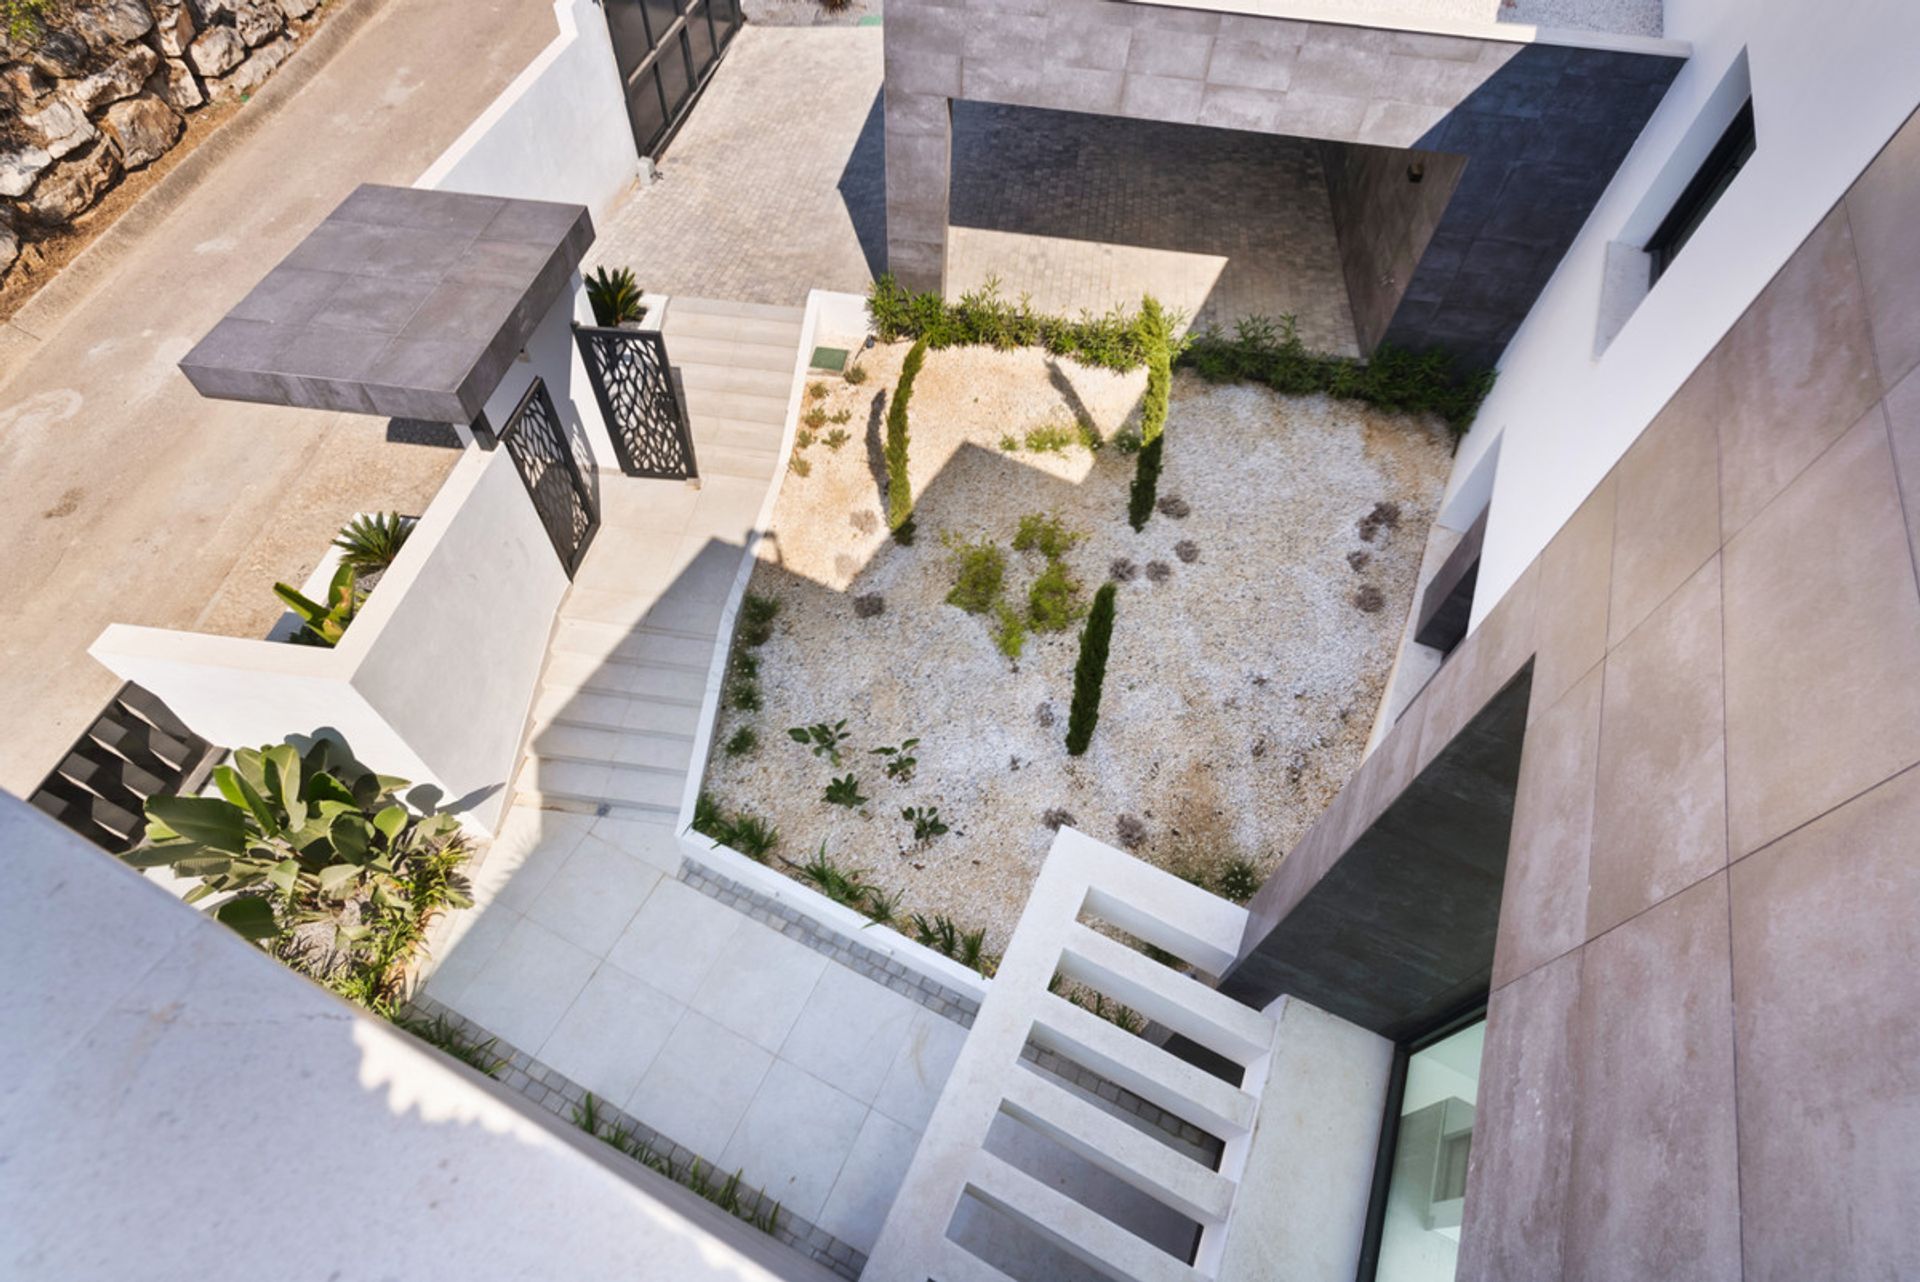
[{"x1": 0, "y1": 0, "x2": 556, "y2": 794}]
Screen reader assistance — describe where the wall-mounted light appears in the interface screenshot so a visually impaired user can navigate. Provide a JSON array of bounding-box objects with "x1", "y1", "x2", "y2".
[{"x1": 1407, "y1": 161, "x2": 1426, "y2": 184}]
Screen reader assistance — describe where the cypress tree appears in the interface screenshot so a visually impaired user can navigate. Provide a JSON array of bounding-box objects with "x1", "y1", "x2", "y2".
[
  {"x1": 1065, "y1": 582, "x2": 1118, "y2": 756},
  {"x1": 1127, "y1": 297, "x2": 1172, "y2": 531},
  {"x1": 886, "y1": 338, "x2": 927, "y2": 543}
]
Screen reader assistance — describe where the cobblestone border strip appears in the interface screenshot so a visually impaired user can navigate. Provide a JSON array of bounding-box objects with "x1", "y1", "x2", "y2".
[
  {"x1": 404, "y1": 995, "x2": 867, "y2": 1280},
  {"x1": 678, "y1": 858, "x2": 983, "y2": 1027},
  {"x1": 679, "y1": 860, "x2": 1228, "y2": 1163}
]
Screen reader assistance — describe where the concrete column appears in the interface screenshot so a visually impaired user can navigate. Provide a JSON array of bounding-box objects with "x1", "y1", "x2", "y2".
[{"x1": 883, "y1": 89, "x2": 953, "y2": 293}]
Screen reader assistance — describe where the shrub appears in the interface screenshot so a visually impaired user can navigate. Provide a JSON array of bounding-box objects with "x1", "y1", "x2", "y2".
[
  {"x1": 829, "y1": 408, "x2": 853, "y2": 424},
  {"x1": 844, "y1": 364, "x2": 869, "y2": 385},
  {"x1": 823, "y1": 773, "x2": 868, "y2": 808},
  {"x1": 333, "y1": 512, "x2": 416, "y2": 575},
  {"x1": 789, "y1": 455, "x2": 812, "y2": 477},
  {"x1": 127, "y1": 740, "x2": 471, "y2": 1015},
  {"x1": 943, "y1": 535, "x2": 1005, "y2": 614},
  {"x1": 1018, "y1": 421, "x2": 1097, "y2": 454},
  {"x1": 724, "y1": 726, "x2": 759, "y2": 757},
  {"x1": 803, "y1": 407, "x2": 827, "y2": 430},
  {"x1": 868, "y1": 274, "x2": 1158, "y2": 373},
  {"x1": 586, "y1": 266, "x2": 644, "y2": 327},
  {"x1": 903, "y1": 805, "x2": 950, "y2": 844},
  {"x1": 1012, "y1": 512, "x2": 1082, "y2": 560},
  {"x1": 727, "y1": 679, "x2": 761, "y2": 712},
  {"x1": 825, "y1": 428, "x2": 851, "y2": 450},
  {"x1": 796, "y1": 428, "x2": 818, "y2": 450},
  {"x1": 807, "y1": 382, "x2": 830, "y2": 401},
  {"x1": 274, "y1": 563, "x2": 361, "y2": 648},
  {"x1": 1217, "y1": 857, "x2": 1262, "y2": 904},
  {"x1": 993, "y1": 602, "x2": 1027, "y2": 660},
  {"x1": 1179, "y1": 314, "x2": 1494, "y2": 435},
  {"x1": 1065, "y1": 583, "x2": 1117, "y2": 756},
  {"x1": 1127, "y1": 434, "x2": 1164, "y2": 532},
  {"x1": 885, "y1": 338, "x2": 927, "y2": 541},
  {"x1": 1027, "y1": 559, "x2": 1085, "y2": 632},
  {"x1": 740, "y1": 593, "x2": 780, "y2": 646}
]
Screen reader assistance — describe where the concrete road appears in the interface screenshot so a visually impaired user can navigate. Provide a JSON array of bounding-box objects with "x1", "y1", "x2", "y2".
[{"x1": 0, "y1": 0, "x2": 560, "y2": 794}]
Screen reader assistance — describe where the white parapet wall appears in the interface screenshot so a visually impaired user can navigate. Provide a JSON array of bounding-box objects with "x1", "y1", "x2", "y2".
[
  {"x1": 413, "y1": 0, "x2": 638, "y2": 223},
  {"x1": 0, "y1": 793, "x2": 838, "y2": 1282}
]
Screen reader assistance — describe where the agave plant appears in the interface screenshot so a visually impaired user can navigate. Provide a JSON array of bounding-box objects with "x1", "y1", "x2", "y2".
[
  {"x1": 274, "y1": 562, "x2": 360, "y2": 647},
  {"x1": 125, "y1": 740, "x2": 468, "y2": 950},
  {"x1": 586, "y1": 265, "x2": 645, "y2": 327},
  {"x1": 332, "y1": 511, "x2": 416, "y2": 575}
]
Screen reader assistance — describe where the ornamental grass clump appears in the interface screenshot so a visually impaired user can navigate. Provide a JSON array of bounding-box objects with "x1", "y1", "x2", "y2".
[
  {"x1": 885, "y1": 338, "x2": 927, "y2": 542},
  {"x1": 1065, "y1": 582, "x2": 1118, "y2": 756}
]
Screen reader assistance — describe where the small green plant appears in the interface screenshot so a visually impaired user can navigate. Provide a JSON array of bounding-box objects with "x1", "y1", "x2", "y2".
[
  {"x1": 1013, "y1": 512, "x2": 1083, "y2": 559},
  {"x1": 943, "y1": 535, "x2": 1005, "y2": 614},
  {"x1": 585, "y1": 265, "x2": 644, "y2": 326},
  {"x1": 824, "y1": 428, "x2": 851, "y2": 450},
  {"x1": 870, "y1": 738, "x2": 919, "y2": 782},
  {"x1": 789, "y1": 455, "x2": 812, "y2": 477},
  {"x1": 393, "y1": 1012, "x2": 507, "y2": 1078},
  {"x1": 911, "y1": 912, "x2": 995, "y2": 976},
  {"x1": 728, "y1": 678, "x2": 761, "y2": 712},
  {"x1": 740, "y1": 593, "x2": 780, "y2": 646},
  {"x1": 903, "y1": 805, "x2": 949, "y2": 845},
  {"x1": 1217, "y1": 857, "x2": 1262, "y2": 904},
  {"x1": 573, "y1": 1092, "x2": 610, "y2": 1136},
  {"x1": 693, "y1": 790, "x2": 729, "y2": 842},
  {"x1": 829, "y1": 408, "x2": 853, "y2": 425},
  {"x1": 727, "y1": 812, "x2": 779, "y2": 861},
  {"x1": 332, "y1": 512, "x2": 415, "y2": 575},
  {"x1": 799, "y1": 842, "x2": 873, "y2": 907},
  {"x1": 862, "y1": 886, "x2": 898, "y2": 925},
  {"x1": 999, "y1": 433, "x2": 1021, "y2": 452},
  {"x1": 1027, "y1": 558, "x2": 1085, "y2": 632},
  {"x1": 823, "y1": 773, "x2": 868, "y2": 808},
  {"x1": 1015, "y1": 420, "x2": 1101, "y2": 454},
  {"x1": 808, "y1": 382, "x2": 830, "y2": 401},
  {"x1": 993, "y1": 602, "x2": 1027, "y2": 660},
  {"x1": 803, "y1": 406, "x2": 827, "y2": 430},
  {"x1": 844, "y1": 364, "x2": 869, "y2": 385},
  {"x1": 724, "y1": 725, "x2": 759, "y2": 757},
  {"x1": 274, "y1": 562, "x2": 361, "y2": 647},
  {"x1": 1066, "y1": 582, "x2": 1118, "y2": 756},
  {"x1": 886, "y1": 338, "x2": 927, "y2": 542},
  {"x1": 796, "y1": 428, "x2": 818, "y2": 450},
  {"x1": 867, "y1": 274, "x2": 1160, "y2": 374},
  {"x1": 787, "y1": 719, "x2": 852, "y2": 764}
]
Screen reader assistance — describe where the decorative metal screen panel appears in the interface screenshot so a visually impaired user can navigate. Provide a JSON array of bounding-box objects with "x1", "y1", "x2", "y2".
[
  {"x1": 575, "y1": 324, "x2": 701, "y2": 481},
  {"x1": 500, "y1": 377, "x2": 598, "y2": 578}
]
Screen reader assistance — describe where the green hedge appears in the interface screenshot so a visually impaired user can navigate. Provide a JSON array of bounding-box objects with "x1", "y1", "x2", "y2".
[
  {"x1": 886, "y1": 338, "x2": 927, "y2": 541},
  {"x1": 869, "y1": 274, "x2": 1153, "y2": 372},
  {"x1": 1180, "y1": 316, "x2": 1493, "y2": 436},
  {"x1": 1066, "y1": 582, "x2": 1118, "y2": 756}
]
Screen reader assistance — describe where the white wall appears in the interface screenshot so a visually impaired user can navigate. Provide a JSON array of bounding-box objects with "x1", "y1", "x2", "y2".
[
  {"x1": 1451, "y1": 0, "x2": 1920, "y2": 621},
  {"x1": 414, "y1": 0, "x2": 638, "y2": 223},
  {"x1": 0, "y1": 795, "x2": 834, "y2": 1282}
]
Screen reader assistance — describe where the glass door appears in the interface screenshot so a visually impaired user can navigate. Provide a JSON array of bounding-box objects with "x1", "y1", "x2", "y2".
[{"x1": 1368, "y1": 1014, "x2": 1486, "y2": 1281}]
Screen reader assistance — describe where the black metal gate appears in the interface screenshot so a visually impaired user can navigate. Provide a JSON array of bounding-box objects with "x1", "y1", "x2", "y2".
[
  {"x1": 575, "y1": 324, "x2": 700, "y2": 481},
  {"x1": 500, "y1": 377, "x2": 598, "y2": 577},
  {"x1": 28, "y1": 683, "x2": 219, "y2": 854},
  {"x1": 603, "y1": 0, "x2": 742, "y2": 159}
]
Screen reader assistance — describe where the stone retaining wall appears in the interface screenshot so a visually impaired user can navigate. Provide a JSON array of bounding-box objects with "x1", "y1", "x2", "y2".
[{"x1": 1, "y1": 0, "x2": 326, "y2": 282}]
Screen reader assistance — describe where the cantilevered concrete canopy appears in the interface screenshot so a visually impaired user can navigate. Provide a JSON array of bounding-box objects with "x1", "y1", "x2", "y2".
[{"x1": 179, "y1": 184, "x2": 592, "y2": 424}]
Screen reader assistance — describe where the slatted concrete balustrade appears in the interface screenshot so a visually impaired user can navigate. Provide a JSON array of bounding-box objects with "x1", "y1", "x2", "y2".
[{"x1": 863, "y1": 827, "x2": 1280, "y2": 1282}]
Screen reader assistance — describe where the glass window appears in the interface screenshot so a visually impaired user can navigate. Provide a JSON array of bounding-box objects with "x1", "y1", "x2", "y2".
[
  {"x1": 656, "y1": 30, "x2": 692, "y2": 115},
  {"x1": 685, "y1": 0, "x2": 717, "y2": 80},
  {"x1": 1647, "y1": 99, "x2": 1756, "y2": 281},
  {"x1": 626, "y1": 68, "x2": 669, "y2": 156},
  {"x1": 1373, "y1": 1018, "x2": 1486, "y2": 1282},
  {"x1": 638, "y1": 0, "x2": 679, "y2": 48}
]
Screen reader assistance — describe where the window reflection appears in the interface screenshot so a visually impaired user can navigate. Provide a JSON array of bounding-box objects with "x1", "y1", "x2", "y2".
[{"x1": 1376, "y1": 1019, "x2": 1485, "y2": 1281}]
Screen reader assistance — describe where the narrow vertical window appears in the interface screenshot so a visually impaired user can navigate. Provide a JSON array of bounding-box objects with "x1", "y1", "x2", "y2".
[{"x1": 1647, "y1": 99, "x2": 1756, "y2": 280}]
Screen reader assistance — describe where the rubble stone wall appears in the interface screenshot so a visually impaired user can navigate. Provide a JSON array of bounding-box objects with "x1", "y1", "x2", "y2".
[{"x1": 1, "y1": 0, "x2": 327, "y2": 282}]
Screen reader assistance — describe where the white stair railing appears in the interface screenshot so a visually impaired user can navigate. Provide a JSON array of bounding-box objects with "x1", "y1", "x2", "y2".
[{"x1": 864, "y1": 827, "x2": 1279, "y2": 1282}]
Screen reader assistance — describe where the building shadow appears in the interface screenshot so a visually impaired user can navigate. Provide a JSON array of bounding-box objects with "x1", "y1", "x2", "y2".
[{"x1": 838, "y1": 88, "x2": 889, "y2": 282}]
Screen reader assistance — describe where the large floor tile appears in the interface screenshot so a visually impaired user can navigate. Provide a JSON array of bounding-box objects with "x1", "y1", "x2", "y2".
[
  {"x1": 718, "y1": 1060, "x2": 870, "y2": 1223},
  {"x1": 452, "y1": 916, "x2": 599, "y2": 1054},
  {"x1": 1589, "y1": 556, "x2": 1726, "y2": 936},
  {"x1": 690, "y1": 920, "x2": 830, "y2": 1054},
  {"x1": 872, "y1": 1007, "x2": 969, "y2": 1131},
  {"x1": 1564, "y1": 875, "x2": 1741, "y2": 1282},
  {"x1": 626, "y1": 1010, "x2": 774, "y2": 1158},
  {"x1": 1722, "y1": 409, "x2": 1920, "y2": 856},
  {"x1": 588, "y1": 813, "x2": 687, "y2": 876},
  {"x1": 477, "y1": 808, "x2": 592, "y2": 913},
  {"x1": 417, "y1": 899, "x2": 518, "y2": 1010},
  {"x1": 1728, "y1": 764, "x2": 1920, "y2": 1282},
  {"x1": 605, "y1": 878, "x2": 744, "y2": 1003},
  {"x1": 778, "y1": 964, "x2": 923, "y2": 1104},
  {"x1": 523, "y1": 837, "x2": 663, "y2": 957},
  {"x1": 537, "y1": 964, "x2": 685, "y2": 1108},
  {"x1": 816, "y1": 1108, "x2": 923, "y2": 1253},
  {"x1": 1607, "y1": 379, "x2": 1720, "y2": 648},
  {"x1": 1710, "y1": 205, "x2": 1883, "y2": 540}
]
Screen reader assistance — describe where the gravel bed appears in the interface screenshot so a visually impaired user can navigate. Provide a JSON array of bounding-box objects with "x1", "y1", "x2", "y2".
[{"x1": 705, "y1": 342, "x2": 1453, "y2": 950}]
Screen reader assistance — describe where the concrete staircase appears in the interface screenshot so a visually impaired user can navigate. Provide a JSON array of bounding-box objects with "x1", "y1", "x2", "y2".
[{"x1": 515, "y1": 296, "x2": 804, "y2": 819}]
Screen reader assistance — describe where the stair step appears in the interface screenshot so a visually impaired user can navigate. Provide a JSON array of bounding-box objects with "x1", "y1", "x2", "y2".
[
  {"x1": 518, "y1": 791, "x2": 679, "y2": 819},
  {"x1": 692, "y1": 414, "x2": 787, "y2": 452},
  {"x1": 676, "y1": 361, "x2": 794, "y2": 400},
  {"x1": 522, "y1": 754, "x2": 683, "y2": 811},
  {"x1": 667, "y1": 296, "x2": 806, "y2": 323},
  {"x1": 663, "y1": 309, "x2": 804, "y2": 348},
  {"x1": 559, "y1": 585, "x2": 729, "y2": 634},
  {"x1": 682, "y1": 385, "x2": 790, "y2": 425},
  {"x1": 697, "y1": 444, "x2": 780, "y2": 481},
  {"x1": 542, "y1": 650, "x2": 707, "y2": 703},
  {"x1": 552, "y1": 617, "x2": 716, "y2": 667},
  {"x1": 531, "y1": 686, "x2": 707, "y2": 738},
  {"x1": 530, "y1": 721, "x2": 695, "y2": 773},
  {"x1": 667, "y1": 334, "x2": 797, "y2": 373}
]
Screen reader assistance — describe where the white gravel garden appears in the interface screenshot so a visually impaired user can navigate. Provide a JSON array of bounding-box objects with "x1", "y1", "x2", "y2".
[{"x1": 698, "y1": 317, "x2": 1458, "y2": 961}]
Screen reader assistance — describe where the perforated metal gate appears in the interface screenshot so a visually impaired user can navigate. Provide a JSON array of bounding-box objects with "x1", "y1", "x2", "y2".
[
  {"x1": 575, "y1": 324, "x2": 700, "y2": 480},
  {"x1": 499, "y1": 377, "x2": 599, "y2": 577}
]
